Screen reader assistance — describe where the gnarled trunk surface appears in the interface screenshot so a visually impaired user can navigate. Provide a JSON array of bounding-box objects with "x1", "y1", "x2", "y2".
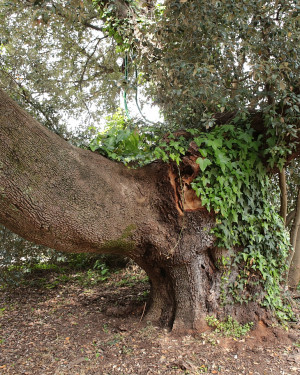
[
  {"x1": 0, "y1": 89, "x2": 177, "y2": 255},
  {"x1": 288, "y1": 228, "x2": 300, "y2": 289},
  {"x1": 0, "y1": 89, "x2": 266, "y2": 331}
]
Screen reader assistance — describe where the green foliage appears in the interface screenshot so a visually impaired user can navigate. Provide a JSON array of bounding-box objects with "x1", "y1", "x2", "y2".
[
  {"x1": 205, "y1": 315, "x2": 253, "y2": 339},
  {"x1": 153, "y1": 133, "x2": 187, "y2": 164},
  {"x1": 1, "y1": 258, "x2": 112, "y2": 289},
  {"x1": 0, "y1": 0, "x2": 122, "y2": 132},
  {"x1": 0, "y1": 228, "x2": 124, "y2": 286},
  {"x1": 1, "y1": 0, "x2": 299, "y2": 148},
  {"x1": 93, "y1": 0, "x2": 135, "y2": 52},
  {"x1": 138, "y1": 0, "x2": 300, "y2": 136},
  {"x1": 114, "y1": 273, "x2": 148, "y2": 287},
  {"x1": 79, "y1": 267, "x2": 110, "y2": 286},
  {"x1": 90, "y1": 109, "x2": 158, "y2": 165},
  {"x1": 186, "y1": 125, "x2": 291, "y2": 319},
  {"x1": 0, "y1": 224, "x2": 63, "y2": 284}
]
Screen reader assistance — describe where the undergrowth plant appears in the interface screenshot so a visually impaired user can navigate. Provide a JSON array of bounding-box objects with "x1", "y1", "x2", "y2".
[
  {"x1": 90, "y1": 112, "x2": 293, "y2": 321},
  {"x1": 205, "y1": 315, "x2": 253, "y2": 339}
]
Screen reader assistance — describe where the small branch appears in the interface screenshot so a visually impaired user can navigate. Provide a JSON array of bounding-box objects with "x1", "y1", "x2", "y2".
[
  {"x1": 265, "y1": 82, "x2": 275, "y2": 106},
  {"x1": 274, "y1": 5, "x2": 283, "y2": 21},
  {"x1": 279, "y1": 168, "x2": 287, "y2": 226},
  {"x1": 139, "y1": 302, "x2": 147, "y2": 322},
  {"x1": 78, "y1": 38, "x2": 104, "y2": 90},
  {"x1": 286, "y1": 209, "x2": 296, "y2": 228},
  {"x1": 82, "y1": 21, "x2": 104, "y2": 32}
]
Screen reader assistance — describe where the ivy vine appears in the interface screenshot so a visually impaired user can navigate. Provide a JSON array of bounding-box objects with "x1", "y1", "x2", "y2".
[
  {"x1": 90, "y1": 113, "x2": 293, "y2": 321},
  {"x1": 186, "y1": 125, "x2": 291, "y2": 320}
]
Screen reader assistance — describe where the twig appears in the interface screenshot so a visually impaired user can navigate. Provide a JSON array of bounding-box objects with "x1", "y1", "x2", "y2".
[{"x1": 140, "y1": 302, "x2": 147, "y2": 322}]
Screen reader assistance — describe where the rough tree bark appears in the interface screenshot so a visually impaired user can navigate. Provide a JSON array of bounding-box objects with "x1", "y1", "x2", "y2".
[
  {"x1": 0, "y1": 89, "x2": 284, "y2": 331},
  {"x1": 288, "y1": 189, "x2": 300, "y2": 289},
  {"x1": 288, "y1": 228, "x2": 300, "y2": 290},
  {"x1": 279, "y1": 168, "x2": 287, "y2": 226}
]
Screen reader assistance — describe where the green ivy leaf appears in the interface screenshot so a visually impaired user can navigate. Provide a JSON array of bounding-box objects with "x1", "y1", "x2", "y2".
[
  {"x1": 206, "y1": 138, "x2": 223, "y2": 150},
  {"x1": 196, "y1": 157, "x2": 212, "y2": 171},
  {"x1": 215, "y1": 150, "x2": 230, "y2": 172}
]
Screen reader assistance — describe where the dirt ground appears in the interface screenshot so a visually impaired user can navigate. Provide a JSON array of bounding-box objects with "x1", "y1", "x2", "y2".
[{"x1": 0, "y1": 265, "x2": 299, "y2": 375}]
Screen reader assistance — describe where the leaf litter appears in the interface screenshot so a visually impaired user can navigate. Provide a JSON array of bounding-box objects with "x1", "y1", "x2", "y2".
[{"x1": 0, "y1": 266, "x2": 299, "y2": 374}]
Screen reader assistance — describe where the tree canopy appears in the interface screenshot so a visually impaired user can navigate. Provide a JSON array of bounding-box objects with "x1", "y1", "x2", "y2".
[{"x1": 1, "y1": 1, "x2": 299, "y2": 136}]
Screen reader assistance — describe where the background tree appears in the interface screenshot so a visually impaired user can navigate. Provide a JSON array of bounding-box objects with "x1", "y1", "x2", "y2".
[
  {"x1": 277, "y1": 162, "x2": 300, "y2": 289},
  {"x1": 0, "y1": 224, "x2": 52, "y2": 281},
  {"x1": 0, "y1": 0, "x2": 299, "y2": 332},
  {"x1": 0, "y1": 0, "x2": 123, "y2": 133}
]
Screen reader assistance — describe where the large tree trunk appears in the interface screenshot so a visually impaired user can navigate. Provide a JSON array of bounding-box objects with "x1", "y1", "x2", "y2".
[{"x1": 0, "y1": 89, "x2": 266, "y2": 331}]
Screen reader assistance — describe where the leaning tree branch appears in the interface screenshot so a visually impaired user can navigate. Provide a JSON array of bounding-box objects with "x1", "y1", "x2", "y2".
[{"x1": 0, "y1": 88, "x2": 172, "y2": 256}]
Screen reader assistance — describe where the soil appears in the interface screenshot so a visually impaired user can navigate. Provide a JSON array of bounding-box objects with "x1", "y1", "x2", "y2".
[{"x1": 0, "y1": 265, "x2": 299, "y2": 375}]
